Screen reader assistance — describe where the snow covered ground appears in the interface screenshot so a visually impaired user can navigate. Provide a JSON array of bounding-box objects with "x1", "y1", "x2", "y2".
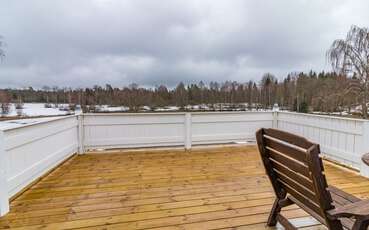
[
  {"x1": 3, "y1": 103, "x2": 72, "y2": 117},
  {"x1": 1, "y1": 103, "x2": 132, "y2": 117},
  {"x1": 96, "y1": 105, "x2": 129, "y2": 112}
]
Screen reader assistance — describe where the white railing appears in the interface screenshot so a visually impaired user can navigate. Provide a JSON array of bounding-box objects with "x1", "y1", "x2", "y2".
[
  {"x1": 1, "y1": 111, "x2": 369, "y2": 216},
  {"x1": 276, "y1": 112, "x2": 369, "y2": 170},
  {"x1": 189, "y1": 112, "x2": 272, "y2": 146},
  {"x1": 82, "y1": 112, "x2": 274, "y2": 151},
  {"x1": 83, "y1": 113, "x2": 187, "y2": 150},
  {"x1": 0, "y1": 115, "x2": 79, "y2": 215}
]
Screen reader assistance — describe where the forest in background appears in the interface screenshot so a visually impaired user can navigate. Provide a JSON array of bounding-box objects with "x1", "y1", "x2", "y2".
[{"x1": 0, "y1": 70, "x2": 360, "y2": 115}]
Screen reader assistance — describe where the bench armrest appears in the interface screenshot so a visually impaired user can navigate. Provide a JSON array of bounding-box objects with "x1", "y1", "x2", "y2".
[
  {"x1": 328, "y1": 200, "x2": 369, "y2": 219},
  {"x1": 362, "y1": 153, "x2": 369, "y2": 166}
]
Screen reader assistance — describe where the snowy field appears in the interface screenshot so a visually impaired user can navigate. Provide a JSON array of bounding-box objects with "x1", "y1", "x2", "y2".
[
  {"x1": 1, "y1": 103, "x2": 130, "y2": 117},
  {"x1": 3, "y1": 103, "x2": 73, "y2": 117}
]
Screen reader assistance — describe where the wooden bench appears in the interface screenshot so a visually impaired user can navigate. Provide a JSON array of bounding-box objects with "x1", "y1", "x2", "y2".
[{"x1": 256, "y1": 128, "x2": 369, "y2": 230}]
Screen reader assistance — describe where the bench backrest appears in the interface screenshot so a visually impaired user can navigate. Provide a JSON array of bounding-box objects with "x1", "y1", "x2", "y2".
[{"x1": 256, "y1": 128, "x2": 334, "y2": 224}]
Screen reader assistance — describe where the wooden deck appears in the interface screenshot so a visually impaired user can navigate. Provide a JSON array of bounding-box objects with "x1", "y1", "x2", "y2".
[{"x1": 1, "y1": 145, "x2": 369, "y2": 229}]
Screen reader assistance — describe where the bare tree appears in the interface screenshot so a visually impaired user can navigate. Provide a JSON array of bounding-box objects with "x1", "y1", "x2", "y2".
[
  {"x1": 0, "y1": 90, "x2": 11, "y2": 116},
  {"x1": 0, "y1": 36, "x2": 4, "y2": 60},
  {"x1": 174, "y1": 82, "x2": 187, "y2": 109},
  {"x1": 260, "y1": 73, "x2": 277, "y2": 109},
  {"x1": 327, "y1": 25, "x2": 369, "y2": 118},
  {"x1": 0, "y1": 71, "x2": 361, "y2": 116}
]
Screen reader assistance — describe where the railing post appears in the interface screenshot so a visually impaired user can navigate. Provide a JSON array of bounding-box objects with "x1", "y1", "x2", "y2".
[
  {"x1": 0, "y1": 130, "x2": 9, "y2": 216},
  {"x1": 78, "y1": 115, "x2": 85, "y2": 154},
  {"x1": 272, "y1": 104, "x2": 279, "y2": 129},
  {"x1": 360, "y1": 121, "x2": 369, "y2": 177},
  {"x1": 184, "y1": 113, "x2": 192, "y2": 150}
]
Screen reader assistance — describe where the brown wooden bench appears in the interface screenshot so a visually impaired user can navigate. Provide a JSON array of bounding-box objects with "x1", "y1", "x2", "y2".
[{"x1": 256, "y1": 128, "x2": 369, "y2": 230}]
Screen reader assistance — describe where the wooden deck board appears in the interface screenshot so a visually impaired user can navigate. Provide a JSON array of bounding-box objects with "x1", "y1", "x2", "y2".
[{"x1": 1, "y1": 145, "x2": 369, "y2": 229}]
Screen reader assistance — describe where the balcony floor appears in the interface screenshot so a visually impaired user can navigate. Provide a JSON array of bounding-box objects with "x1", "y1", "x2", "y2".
[{"x1": 1, "y1": 145, "x2": 369, "y2": 229}]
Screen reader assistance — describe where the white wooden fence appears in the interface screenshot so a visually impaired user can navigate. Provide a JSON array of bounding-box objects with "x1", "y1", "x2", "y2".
[
  {"x1": 191, "y1": 112, "x2": 273, "y2": 146},
  {"x1": 276, "y1": 112, "x2": 369, "y2": 171},
  {"x1": 82, "y1": 113, "x2": 187, "y2": 150},
  {"x1": 0, "y1": 115, "x2": 79, "y2": 215},
  {"x1": 1, "y1": 111, "x2": 369, "y2": 216},
  {"x1": 82, "y1": 112, "x2": 274, "y2": 151}
]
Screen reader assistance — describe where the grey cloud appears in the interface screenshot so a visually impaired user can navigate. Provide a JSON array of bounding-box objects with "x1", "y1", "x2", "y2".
[{"x1": 0, "y1": 0, "x2": 369, "y2": 88}]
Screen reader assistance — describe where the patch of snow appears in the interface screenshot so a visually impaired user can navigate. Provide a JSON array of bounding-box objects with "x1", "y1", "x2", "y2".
[
  {"x1": 4, "y1": 103, "x2": 70, "y2": 117},
  {"x1": 154, "y1": 106, "x2": 180, "y2": 112},
  {"x1": 97, "y1": 105, "x2": 129, "y2": 112},
  {"x1": 140, "y1": 106, "x2": 151, "y2": 111}
]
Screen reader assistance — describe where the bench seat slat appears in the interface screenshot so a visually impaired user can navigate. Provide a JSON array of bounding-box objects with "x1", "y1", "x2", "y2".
[
  {"x1": 329, "y1": 186, "x2": 362, "y2": 229},
  {"x1": 329, "y1": 186, "x2": 361, "y2": 203}
]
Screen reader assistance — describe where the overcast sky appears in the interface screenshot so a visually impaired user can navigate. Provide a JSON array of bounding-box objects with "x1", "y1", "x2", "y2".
[{"x1": 0, "y1": 0, "x2": 368, "y2": 88}]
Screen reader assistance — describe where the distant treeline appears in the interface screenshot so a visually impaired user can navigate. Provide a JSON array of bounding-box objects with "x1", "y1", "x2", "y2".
[{"x1": 0, "y1": 71, "x2": 360, "y2": 114}]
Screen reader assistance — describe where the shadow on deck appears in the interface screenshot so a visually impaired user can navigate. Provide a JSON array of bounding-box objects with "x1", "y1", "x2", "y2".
[{"x1": 1, "y1": 145, "x2": 369, "y2": 229}]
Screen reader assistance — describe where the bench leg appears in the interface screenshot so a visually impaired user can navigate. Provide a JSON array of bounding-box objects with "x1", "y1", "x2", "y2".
[
  {"x1": 276, "y1": 213, "x2": 297, "y2": 230},
  {"x1": 352, "y1": 218, "x2": 369, "y2": 230},
  {"x1": 267, "y1": 198, "x2": 282, "y2": 226},
  {"x1": 326, "y1": 219, "x2": 344, "y2": 230}
]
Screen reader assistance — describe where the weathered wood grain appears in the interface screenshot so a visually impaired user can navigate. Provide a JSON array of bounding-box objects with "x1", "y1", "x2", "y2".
[{"x1": 0, "y1": 145, "x2": 368, "y2": 229}]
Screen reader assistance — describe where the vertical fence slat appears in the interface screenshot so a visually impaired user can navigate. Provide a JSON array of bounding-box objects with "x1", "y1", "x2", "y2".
[
  {"x1": 0, "y1": 130, "x2": 9, "y2": 216},
  {"x1": 360, "y1": 121, "x2": 369, "y2": 177},
  {"x1": 272, "y1": 111, "x2": 278, "y2": 128},
  {"x1": 78, "y1": 115, "x2": 85, "y2": 154},
  {"x1": 185, "y1": 113, "x2": 192, "y2": 150}
]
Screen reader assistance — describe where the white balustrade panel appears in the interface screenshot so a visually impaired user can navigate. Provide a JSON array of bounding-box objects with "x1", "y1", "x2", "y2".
[
  {"x1": 2, "y1": 111, "x2": 369, "y2": 217},
  {"x1": 191, "y1": 112, "x2": 273, "y2": 145},
  {"x1": 276, "y1": 111, "x2": 367, "y2": 169},
  {"x1": 2, "y1": 116, "x2": 78, "y2": 197},
  {"x1": 83, "y1": 113, "x2": 186, "y2": 150}
]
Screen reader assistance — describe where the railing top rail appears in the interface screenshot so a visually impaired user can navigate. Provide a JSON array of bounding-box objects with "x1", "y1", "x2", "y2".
[
  {"x1": 0, "y1": 111, "x2": 365, "y2": 132},
  {"x1": 0, "y1": 115, "x2": 78, "y2": 132},
  {"x1": 82, "y1": 111, "x2": 273, "y2": 116},
  {"x1": 83, "y1": 112, "x2": 186, "y2": 116},
  {"x1": 278, "y1": 111, "x2": 368, "y2": 122},
  {"x1": 190, "y1": 111, "x2": 273, "y2": 115},
  {"x1": 0, "y1": 110, "x2": 365, "y2": 132}
]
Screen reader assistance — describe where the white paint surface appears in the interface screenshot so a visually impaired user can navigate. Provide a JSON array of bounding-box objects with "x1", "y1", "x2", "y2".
[{"x1": 1, "y1": 111, "x2": 369, "y2": 217}]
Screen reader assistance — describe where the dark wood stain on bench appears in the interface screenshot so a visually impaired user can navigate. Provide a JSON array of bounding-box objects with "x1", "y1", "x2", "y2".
[{"x1": 256, "y1": 128, "x2": 369, "y2": 230}]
